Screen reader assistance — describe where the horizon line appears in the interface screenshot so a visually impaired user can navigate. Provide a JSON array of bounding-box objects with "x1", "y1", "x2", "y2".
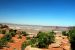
[{"x1": 0, "y1": 22, "x2": 74, "y2": 27}]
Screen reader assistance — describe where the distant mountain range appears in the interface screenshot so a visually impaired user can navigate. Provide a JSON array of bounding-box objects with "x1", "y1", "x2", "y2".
[{"x1": 0, "y1": 23, "x2": 69, "y2": 32}]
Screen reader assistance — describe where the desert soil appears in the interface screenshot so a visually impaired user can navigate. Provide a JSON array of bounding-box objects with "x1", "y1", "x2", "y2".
[{"x1": 0, "y1": 32, "x2": 70, "y2": 50}]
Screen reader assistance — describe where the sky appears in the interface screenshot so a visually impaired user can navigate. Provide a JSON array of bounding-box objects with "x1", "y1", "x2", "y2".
[{"x1": 0, "y1": 0, "x2": 75, "y2": 26}]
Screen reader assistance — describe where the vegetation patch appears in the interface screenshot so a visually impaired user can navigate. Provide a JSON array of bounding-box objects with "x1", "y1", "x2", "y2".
[{"x1": 21, "y1": 31, "x2": 55, "y2": 50}]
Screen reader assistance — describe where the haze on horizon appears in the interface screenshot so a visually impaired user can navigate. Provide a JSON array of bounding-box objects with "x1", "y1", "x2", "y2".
[{"x1": 0, "y1": 0, "x2": 75, "y2": 26}]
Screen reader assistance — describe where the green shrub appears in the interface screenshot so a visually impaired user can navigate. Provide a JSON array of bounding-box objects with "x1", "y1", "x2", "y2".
[
  {"x1": 21, "y1": 31, "x2": 55, "y2": 49},
  {"x1": 26, "y1": 37, "x2": 31, "y2": 40},
  {"x1": 37, "y1": 31, "x2": 55, "y2": 48},
  {"x1": 0, "y1": 25, "x2": 8, "y2": 29},
  {"x1": 10, "y1": 32, "x2": 16, "y2": 37},
  {"x1": 62, "y1": 31, "x2": 68, "y2": 36},
  {"x1": 9, "y1": 39, "x2": 14, "y2": 43},
  {"x1": 2, "y1": 33, "x2": 12, "y2": 42},
  {"x1": 0, "y1": 38, "x2": 7, "y2": 48},
  {"x1": 68, "y1": 30, "x2": 75, "y2": 42},
  {"x1": 0, "y1": 30, "x2": 1, "y2": 33},
  {"x1": 21, "y1": 31, "x2": 28, "y2": 36},
  {"x1": 18, "y1": 35, "x2": 22, "y2": 39},
  {"x1": 21, "y1": 37, "x2": 39, "y2": 50},
  {"x1": 29, "y1": 38, "x2": 38, "y2": 47},
  {"x1": 68, "y1": 28, "x2": 75, "y2": 50},
  {"x1": 48, "y1": 31, "x2": 55, "y2": 43},
  {"x1": 2, "y1": 30, "x2": 6, "y2": 34},
  {"x1": 21, "y1": 40, "x2": 29, "y2": 50},
  {"x1": 9, "y1": 29, "x2": 16, "y2": 37}
]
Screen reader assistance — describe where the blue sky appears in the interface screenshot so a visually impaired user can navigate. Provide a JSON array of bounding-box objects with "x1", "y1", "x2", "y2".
[{"x1": 0, "y1": 0, "x2": 75, "y2": 26}]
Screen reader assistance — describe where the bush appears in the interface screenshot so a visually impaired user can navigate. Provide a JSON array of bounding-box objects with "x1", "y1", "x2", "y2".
[
  {"x1": 29, "y1": 38, "x2": 38, "y2": 47},
  {"x1": 21, "y1": 40, "x2": 29, "y2": 50},
  {"x1": 21, "y1": 31, "x2": 55, "y2": 49},
  {"x1": 0, "y1": 37, "x2": 7, "y2": 48},
  {"x1": 10, "y1": 32, "x2": 16, "y2": 37},
  {"x1": 37, "y1": 31, "x2": 55, "y2": 48},
  {"x1": 0, "y1": 30, "x2": 1, "y2": 34},
  {"x1": 9, "y1": 29, "x2": 16, "y2": 37},
  {"x1": 0, "y1": 24, "x2": 8, "y2": 29},
  {"x1": 68, "y1": 28, "x2": 75, "y2": 50},
  {"x1": 2, "y1": 30, "x2": 6, "y2": 34},
  {"x1": 21, "y1": 31, "x2": 28, "y2": 36},
  {"x1": 0, "y1": 33, "x2": 12, "y2": 48},
  {"x1": 9, "y1": 39, "x2": 14, "y2": 43},
  {"x1": 62, "y1": 31, "x2": 68, "y2": 36},
  {"x1": 26, "y1": 37, "x2": 31, "y2": 40},
  {"x1": 18, "y1": 35, "x2": 22, "y2": 39},
  {"x1": 68, "y1": 30, "x2": 75, "y2": 42},
  {"x1": 21, "y1": 38, "x2": 38, "y2": 50},
  {"x1": 48, "y1": 31, "x2": 55, "y2": 43},
  {"x1": 2, "y1": 33, "x2": 12, "y2": 42}
]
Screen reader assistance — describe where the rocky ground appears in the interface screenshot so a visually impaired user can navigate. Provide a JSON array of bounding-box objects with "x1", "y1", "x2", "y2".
[
  {"x1": 25, "y1": 32, "x2": 70, "y2": 50},
  {"x1": 0, "y1": 32, "x2": 70, "y2": 50}
]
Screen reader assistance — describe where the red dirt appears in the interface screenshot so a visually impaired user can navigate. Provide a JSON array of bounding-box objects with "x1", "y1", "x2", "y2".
[
  {"x1": 0, "y1": 34, "x2": 4, "y2": 38},
  {"x1": 1, "y1": 35, "x2": 26, "y2": 50},
  {"x1": 48, "y1": 48, "x2": 63, "y2": 50},
  {"x1": 0, "y1": 34, "x2": 70, "y2": 50}
]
